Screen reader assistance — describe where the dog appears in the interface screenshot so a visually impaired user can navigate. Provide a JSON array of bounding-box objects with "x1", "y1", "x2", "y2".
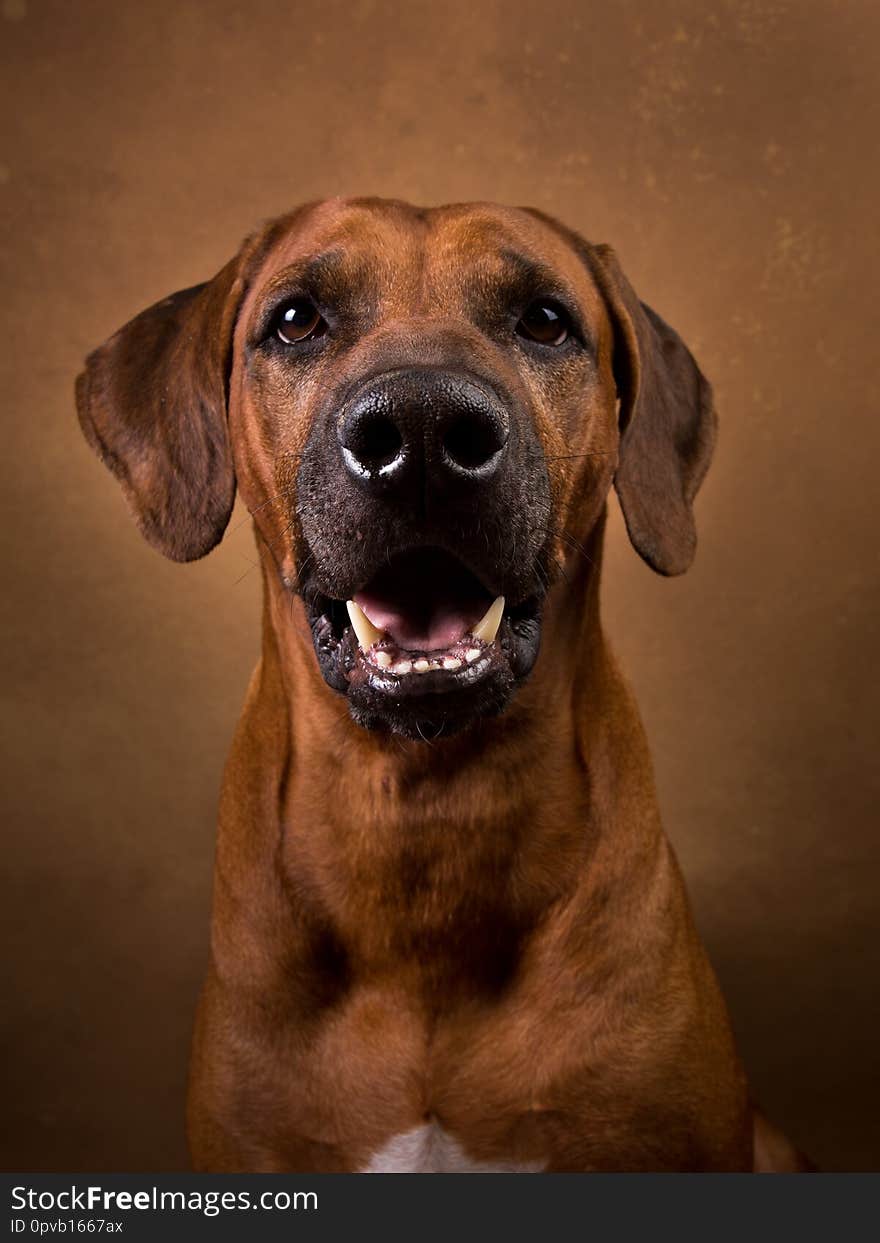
[{"x1": 76, "y1": 197, "x2": 807, "y2": 1172}]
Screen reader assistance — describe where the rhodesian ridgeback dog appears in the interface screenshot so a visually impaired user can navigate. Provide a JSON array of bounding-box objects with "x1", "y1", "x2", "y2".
[{"x1": 76, "y1": 198, "x2": 807, "y2": 1172}]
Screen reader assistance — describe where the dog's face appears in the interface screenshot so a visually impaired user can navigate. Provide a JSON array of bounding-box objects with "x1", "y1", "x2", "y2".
[{"x1": 77, "y1": 198, "x2": 715, "y2": 738}]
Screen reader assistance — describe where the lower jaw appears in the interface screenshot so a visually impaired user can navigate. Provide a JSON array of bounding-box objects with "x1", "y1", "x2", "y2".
[
  {"x1": 347, "y1": 663, "x2": 517, "y2": 739},
  {"x1": 308, "y1": 609, "x2": 543, "y2": 739}
]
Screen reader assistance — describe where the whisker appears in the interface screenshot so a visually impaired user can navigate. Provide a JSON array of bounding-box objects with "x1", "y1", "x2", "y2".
[
  {"x1": 246, "y1": 490, "x2": 294, "y2": 518},
  {"x1": 260, "y1": 519, "x2": 294, "y2": 555},
  {"x1": 289, "y1": 551, "x2": 315, "y2": 590},
  {"x1": 532, "y1": 524, "x2": 599, "y2": 570},
  {"x1": 232, "y1": 559, "x2": 261, "y2": 588},
  {"x1": 229, "y1": 493, "x2": 291, "y2": 536},
  {"x1": 544, "y1": 451, "x2": 616, "y2": 462}
]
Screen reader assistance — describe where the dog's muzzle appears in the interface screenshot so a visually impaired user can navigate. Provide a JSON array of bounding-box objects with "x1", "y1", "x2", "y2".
[{"x1": 294, "y1": 366, "x2": 551, "y2": 738}]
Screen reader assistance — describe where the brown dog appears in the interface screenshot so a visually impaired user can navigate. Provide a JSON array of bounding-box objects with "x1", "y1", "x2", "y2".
[{"x1": 76, "y1": 198, "x2": 805, "y2": 1172}]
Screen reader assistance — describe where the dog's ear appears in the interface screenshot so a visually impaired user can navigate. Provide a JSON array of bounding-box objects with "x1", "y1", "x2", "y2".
[
  {"x1": 584, "y1": 244, "x2": 717, "y2": 576},
  {"x1": 76, "y1": 244, "x2": 256, "y2": 562}
]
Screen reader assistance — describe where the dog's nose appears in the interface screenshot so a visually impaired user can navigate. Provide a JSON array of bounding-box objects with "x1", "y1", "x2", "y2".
[{"x1": 337, "y1": 370, "x2": 509, "y2": 499}]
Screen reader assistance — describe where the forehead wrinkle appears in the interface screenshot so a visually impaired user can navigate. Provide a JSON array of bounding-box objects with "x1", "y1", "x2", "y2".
[
  {"x1": 310, "y1": 206, "x2": 430, "y2": 313},
  {"x1": 416, "y1": 215, "x2": 507, "y2": 313},
  {"x1": 439, "y1": 205, "x2": 601, "y2": 280},
  {"x1": 425, "y1": 211, "x2": 580, "y2": 291},
  {"x1": 256, "y1": 201, "x2": 412, "y2": 282},
  {"x1": 480, "y1": 248, "x2": 581, "y2": 303},
  {"x1": 258, "y1": 249, "x2": 349, "y2": 298}
]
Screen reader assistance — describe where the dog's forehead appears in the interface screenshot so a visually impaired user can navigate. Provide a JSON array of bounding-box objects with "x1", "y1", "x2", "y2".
[{"x1": 247, "y1": 197, "x2": 599, "y2": 304}]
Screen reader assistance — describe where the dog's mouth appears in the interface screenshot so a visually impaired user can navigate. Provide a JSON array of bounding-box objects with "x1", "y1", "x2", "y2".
[
  {"x1": 302, "y1": 546, "x2": 543, "y2": 737},
  {"x1": 350, "y1": 548, "x2": 501, "y2": 669}
]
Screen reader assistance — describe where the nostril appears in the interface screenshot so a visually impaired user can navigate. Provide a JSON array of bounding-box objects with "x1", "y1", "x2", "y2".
[
  {"x1": 442, "y1": 415, "x2": 507, "y2": 473},
  {"x1": 359, "y1": 416, "x2": 403, "y2": 468},
  {"x1": 342, "y1": 415, "x2": 404, "y2": 472}
]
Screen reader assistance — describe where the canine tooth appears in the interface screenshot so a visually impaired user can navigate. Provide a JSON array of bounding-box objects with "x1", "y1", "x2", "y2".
[
  {"x1": 414, "y1": 658, "x2": 430, "y2": 673},
  {"x1": 442, "y1": 657, "x2": 462, "y2": 671},
  {"x1": 346, "y1": 600, "x2": 385, "y2": 651},
  {"x1": 394, "y1": 659, "x2": 413, "y2": 675},
  {"x1": 471, "y1": 596, "x2": 505, "y2": 644},
  {"x1": 374, "y1": 651, "x2": 392, "y2": 669},
  {"x1": 465, "y1": 648, "x2": 481, "y2": 663}
]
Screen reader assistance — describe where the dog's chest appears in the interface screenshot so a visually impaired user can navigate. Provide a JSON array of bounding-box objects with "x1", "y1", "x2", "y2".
[{"x1": 361, "y1": 1122, "x2": 546, "y2": 1173}]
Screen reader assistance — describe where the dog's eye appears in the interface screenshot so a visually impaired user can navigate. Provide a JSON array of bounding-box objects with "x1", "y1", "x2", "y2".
[
  {"x1": 516, "y1": 302, "x2": 570, "y2": 347},
  {"x1": 275, "y1": 299, "x2": 327, "y2": 344}
]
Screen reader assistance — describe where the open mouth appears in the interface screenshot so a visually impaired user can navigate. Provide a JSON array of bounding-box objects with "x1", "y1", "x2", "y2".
[
  {"x1": 348, "y1": 548, "x2": 503, "y2": 677},
  {"x1": 303, "y1": 546, "x2": 543, "y2": 736}
]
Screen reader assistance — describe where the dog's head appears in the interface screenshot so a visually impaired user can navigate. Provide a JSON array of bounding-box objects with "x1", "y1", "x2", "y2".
[{"x1": 77, "y1": 198, "x2": 715, "y2": 739}]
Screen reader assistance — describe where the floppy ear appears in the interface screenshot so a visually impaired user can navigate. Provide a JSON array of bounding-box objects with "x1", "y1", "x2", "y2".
[
  {"x1": 584, "y1": 244, "x2": 717, "y2": 576},
  {"x1": 76, "y1": 251, "x2": 251, "y2": 562}
]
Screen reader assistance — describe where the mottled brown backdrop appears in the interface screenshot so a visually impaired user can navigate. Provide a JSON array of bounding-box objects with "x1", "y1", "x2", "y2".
[{"x1": 1, "y1": 0, "x2": 877, "y2": 1171}]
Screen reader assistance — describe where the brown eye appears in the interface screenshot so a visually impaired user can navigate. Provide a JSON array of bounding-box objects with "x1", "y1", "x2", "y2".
[
  {"x1": 516, "y1": 301, "x2": 570, "y2": 346},
  {"x1": 276, "y1": 298, "x2": 326, "y2": 344}
]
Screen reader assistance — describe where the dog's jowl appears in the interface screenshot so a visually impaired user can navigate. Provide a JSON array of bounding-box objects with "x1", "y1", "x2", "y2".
[{"x1": 76, "y1": 198, "x2": 807, "y2": 1172}]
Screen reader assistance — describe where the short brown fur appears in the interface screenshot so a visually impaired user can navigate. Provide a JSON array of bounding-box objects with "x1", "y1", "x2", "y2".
[{"x1": 76, "y1": 198, "x2": 808, "y2": 1172}]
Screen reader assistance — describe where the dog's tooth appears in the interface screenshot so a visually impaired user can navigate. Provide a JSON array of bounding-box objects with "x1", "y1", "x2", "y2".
[
  {"x1": 374, "y1": 651, "x2": 393, "y2": 669},
  {"x1": 394, "y1": 659, "x2": 413, "y2": 675},
  {"x1": 471, "y1": 596, "x2": 505, "y2": 644},
  {"x1": 465, "y1": 647, "x2": 481, "y2": 663},
  {"x1": 442, "y1": 657, "x2": 462, "y2": 671},
  {"x1": 346, "y1": 600, "x2": 385, "y2": 651},
  {"x1": 414, "y1": 658, "x2": 430, "y2": 673}
]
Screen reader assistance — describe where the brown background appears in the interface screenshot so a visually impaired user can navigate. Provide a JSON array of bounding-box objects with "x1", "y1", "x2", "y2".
[{"x1": 1, "y1": 0, "x2": 877, "y2": 1172}]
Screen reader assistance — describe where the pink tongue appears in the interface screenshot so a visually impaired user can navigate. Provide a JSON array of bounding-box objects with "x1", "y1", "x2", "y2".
[
  {"x1": 354, "y1": 593, "x2": 479, "y2": 651},
  {"x1": 353, "y1": 549, "x2": 491, "y2": 652}
]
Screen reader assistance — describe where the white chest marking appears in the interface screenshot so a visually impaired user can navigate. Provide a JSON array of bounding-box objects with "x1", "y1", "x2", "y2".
[{"x1": 361, "y1": 1122, "x2": 546, "y2": 1173}]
